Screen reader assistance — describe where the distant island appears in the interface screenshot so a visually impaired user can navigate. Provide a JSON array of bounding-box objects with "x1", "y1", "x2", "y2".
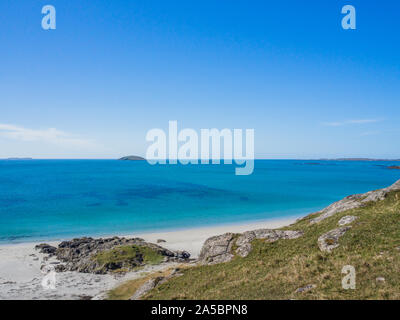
[
  {"x1": 118, "y1": 155, "x2": 145, "y2": 161},
  {"x1": 319, "y1": 158, "x2": 400, "y2": 162},
  {"x1": 3, "y1": 157, "x2": 33, "y2": 160}
]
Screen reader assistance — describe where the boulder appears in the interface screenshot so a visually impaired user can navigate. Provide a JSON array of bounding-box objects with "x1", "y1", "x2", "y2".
[
  {"x1": 198, "y1": 233, "x2": 235, "y2": 265},
  {"x1": 317, "y1": 227, "x2": 351, "y2": 252},
  {"x1": 295, "y1": 284, "x2": 316, "y2": 293},
  {"x1": 34, "y1": 243, "x2": 57, "y2": 256},
  {"x1": 338, "y1": 215, "x2": 358, "y2": 226},
  {"x1": 198, "y1": 229, "x2": 303, "y2": 265}
]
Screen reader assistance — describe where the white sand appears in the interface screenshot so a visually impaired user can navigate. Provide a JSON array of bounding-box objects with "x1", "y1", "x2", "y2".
[{"x1": 0, "y1": 217, "x2": 297, "y2": 300}]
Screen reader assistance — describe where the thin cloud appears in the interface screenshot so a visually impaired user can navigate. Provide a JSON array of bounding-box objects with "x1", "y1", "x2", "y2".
[
  {"x1": 322, "y1": 119, "x2": 381, "y2": 127},
  {"x1": 0, "y1": 124, "x2": 96, "y2": 148}
]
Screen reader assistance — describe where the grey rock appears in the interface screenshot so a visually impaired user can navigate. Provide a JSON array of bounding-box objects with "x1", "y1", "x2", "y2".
[
  {"x1": 310, "y1": 179, "x2": 400, "y2": 224},
  {"x1": 175, "y1": 251, "x2": 191, "y2": 260},
  {"x1": 295, "y1": 284, "x2": 316, "y2": 293},
  {"x1": 318, "y1": 227, "x2": 351, "y2": 252},
  {"x1": 34, "y1": 243, "x2": 57, "y2": 255},
  {"x1": 199, "y1": 229, "x2": 303, "y2": 264},
  {"x1": 198, "y1": 233, "x2": 235, "y2": 265},
  {"x1": 236, "y1": 243, "x2": 252, "y2": 258},
  {"x1": 338, "y1": 215, "x2": 358, "y2": 226},
  {"x1": 157, "y1": 239, "x2": 166, "y2": 243}
]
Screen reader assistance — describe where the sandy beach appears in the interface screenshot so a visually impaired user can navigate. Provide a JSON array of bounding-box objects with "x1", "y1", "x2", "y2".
[{"x1": 0, "y1": 216, "x2": 297, "y2": 300}]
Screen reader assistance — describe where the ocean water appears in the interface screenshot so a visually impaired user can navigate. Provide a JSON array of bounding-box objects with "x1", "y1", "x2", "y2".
[{"x1": 0, "y1": 160, "x2": 399, "y2": 244}]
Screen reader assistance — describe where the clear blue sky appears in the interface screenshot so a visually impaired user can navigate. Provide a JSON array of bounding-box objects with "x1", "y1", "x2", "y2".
[{"x1": 1, "y1": 0, "x2": 399, "y2": 159}]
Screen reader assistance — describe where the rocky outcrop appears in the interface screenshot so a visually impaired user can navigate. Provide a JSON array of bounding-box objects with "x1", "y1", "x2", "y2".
[
  {"x1": 338, "y1": 215, "x2": 358, "y2": 226},
  {"x1": 317, "y1": 227, "x2": 351, "y2": 252},
  {"x1": 198, "y1": 229, "x2": 303, "y2": 265},
  {"x1": 310, "y1": 179, "x2": 400, "y2": 224},
  {"x1": 388, "y1": 166, "x2": 400, "y2": 170},
  {"x1": 198, "y1": 233, "x2": 235, "y2": 265},
  {"x1": 235, "y1": 229, "x2": 303, "y2": 258},
  {"x1": 37, "y1": 237, "x2": 190, "y2": 274}
]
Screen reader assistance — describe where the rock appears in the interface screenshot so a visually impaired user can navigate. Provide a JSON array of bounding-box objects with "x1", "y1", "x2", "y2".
[
  {"x1": 236, "y1": 243, "x2": 252, "y2": 258},
  {"x1": 234, "y1": 229, "x2": 303, "y2": 258},
  {"x1": 199, "y1": 229, "x2": 303, "y2": 264},
  {"x1": 157, "y1": 239, "x2": 166, "y2": 243},
  {"x1": 388, "y1": 166, "x2": 400, "y2": 170},
  {"x1": 34, "y1": 243, "x2": 57, "y2": 255},
  {"x1": 198, "y1": 233, "x2": 235, "y2": 265},
  {"x1": 130, "y1": 277, "x2": 165, "y2": 300},
  {"x1": 175, "y1": 251, "x2": 190, "y2": 260},
  {"x1": 338, "y1": 215, "x2": 358, "y2": 226},
  {"x1": 310, "y1": 179, "x2": 400, "y2": 224},
  {"x1": 318, "y1": 227, "x2": 351, "y2": 252},
  {"x1": 295, "y1": 284, "x2": 316, "y2": 293},
  {"x1": 376, "y1": 277, "x2": 385, "y2": 283},
  {"x1": 38, "y1": 236, "x2": 188, "y2": 274}
]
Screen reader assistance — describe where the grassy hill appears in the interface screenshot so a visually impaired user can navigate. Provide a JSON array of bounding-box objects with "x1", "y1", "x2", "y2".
[{"x1": 109, "y1": 187, "x2": 400, "y2": 300}]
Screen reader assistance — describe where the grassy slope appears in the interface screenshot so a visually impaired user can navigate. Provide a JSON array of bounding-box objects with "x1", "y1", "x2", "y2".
[{"x1": 140, "y1": 191, "x2": 400, "y2": 300}]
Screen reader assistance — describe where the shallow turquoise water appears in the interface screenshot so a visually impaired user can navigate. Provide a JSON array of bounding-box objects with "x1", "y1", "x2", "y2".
[{"x1": 0, "y1": 160, "x2": 399, "y2": 243}]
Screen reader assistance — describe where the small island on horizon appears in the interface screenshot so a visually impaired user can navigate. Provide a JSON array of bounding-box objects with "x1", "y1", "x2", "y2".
[{"x1": 118, "y1": 155, "x2": 146, "y2": 161}]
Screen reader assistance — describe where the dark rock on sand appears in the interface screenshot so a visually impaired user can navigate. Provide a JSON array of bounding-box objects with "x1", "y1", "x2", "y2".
[
  {"x1": 35, "y1": 243, "x2": 57, "y2": 255},
  {"x1": 38, "y1": 236, "x2": 190, "y2": 274}
]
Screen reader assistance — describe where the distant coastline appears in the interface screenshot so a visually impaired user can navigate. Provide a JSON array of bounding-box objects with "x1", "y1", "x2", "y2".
[
  {"x1": 2, "y1": 157, "x2": 33, "y2": 160},
  {"x1": 318, "y1": 158, "x2": 400, "y2": 161}
]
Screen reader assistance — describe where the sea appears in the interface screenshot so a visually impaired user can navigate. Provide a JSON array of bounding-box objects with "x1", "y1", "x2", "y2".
[{"x1": 1, "y1": 159, "x2": 399, "y2": 244}]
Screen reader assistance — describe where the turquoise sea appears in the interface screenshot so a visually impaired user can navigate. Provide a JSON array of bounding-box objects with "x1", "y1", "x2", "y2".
[{"x1": 0, "y1": 160, "x2": 399, "y2": 244}]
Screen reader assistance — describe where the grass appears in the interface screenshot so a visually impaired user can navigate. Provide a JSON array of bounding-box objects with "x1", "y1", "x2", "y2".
[
  {"x1": 94, "y1": 245, "x2": 164, "y2": 272},
  {"x1": 126, "y1": 190, "x2": 400, "y2": 300},
  {"x1": 107, "y1": 268, "x2": 175, "y2": 300}
]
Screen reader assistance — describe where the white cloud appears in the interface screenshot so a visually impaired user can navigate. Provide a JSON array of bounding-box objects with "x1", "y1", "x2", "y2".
[
  {"x1": 0, "y1": 124, "x2": 96, "y2": 148},
  {"x1": 322, "y1": 119, "x2": 381, "y2": 127}
]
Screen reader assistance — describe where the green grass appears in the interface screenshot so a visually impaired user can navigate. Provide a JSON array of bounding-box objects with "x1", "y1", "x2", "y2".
[
  {"x1": 137, "y1": 191, "x2": 400, "y2": 300},
  {"x1": 94, "y1": 245, "x2": 164, "y2": 272},
  {"x1": 107, "y1": 268, "x2": 177, "y2": 300}
]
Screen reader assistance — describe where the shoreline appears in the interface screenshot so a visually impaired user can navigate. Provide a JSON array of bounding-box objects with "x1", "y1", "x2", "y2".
[
  {"x1": 0, "y1": 215, "x2": 298, "y2": 300},
  {"x1": 0, "y1": 215, "x2": 300, "y2": 256}
]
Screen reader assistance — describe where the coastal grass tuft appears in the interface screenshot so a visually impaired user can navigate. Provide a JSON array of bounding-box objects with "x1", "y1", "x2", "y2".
[
  {"x1": 129, "y1": 190, "x2": 400, "y2": 300},
  {"x1": 94, "y1": 245, "x2": 164, "y2": 270}
]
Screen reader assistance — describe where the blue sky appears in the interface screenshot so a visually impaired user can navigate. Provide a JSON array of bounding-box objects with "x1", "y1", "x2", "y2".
[{"x1": 0, "y1": 0, "x2": 399, "y2": 159}]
